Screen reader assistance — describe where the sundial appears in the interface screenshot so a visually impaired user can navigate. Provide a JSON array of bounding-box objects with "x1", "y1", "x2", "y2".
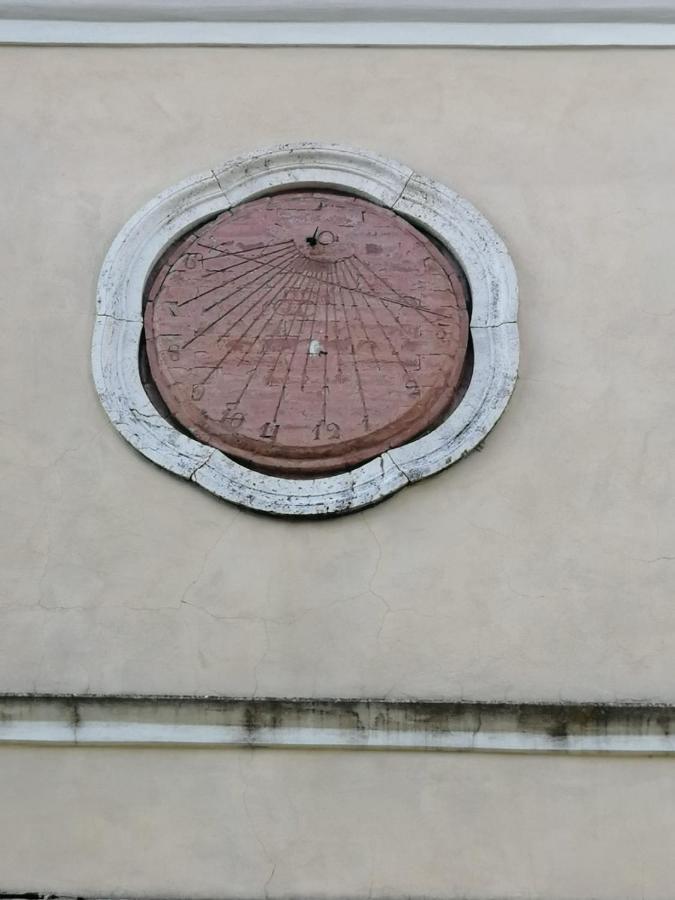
[
  {"x1": 143, "y1": 190, "x2": 470, "y2": 476},
  {"x1": 94, "y1": 144, "x2": 518, "y2": 513}
]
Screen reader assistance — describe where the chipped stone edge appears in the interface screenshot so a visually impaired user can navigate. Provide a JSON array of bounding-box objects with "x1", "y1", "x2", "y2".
[{"x1": 92, "y1": 142, "x2": 519, "y2": 516}]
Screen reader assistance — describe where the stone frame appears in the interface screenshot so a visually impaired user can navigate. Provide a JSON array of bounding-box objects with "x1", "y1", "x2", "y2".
[{"x1": 92, "y1": 142, "x2": 519, "y2": 516}]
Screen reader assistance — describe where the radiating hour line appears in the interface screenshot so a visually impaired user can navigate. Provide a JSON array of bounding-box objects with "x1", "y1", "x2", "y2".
[
  {"x1": 197, "y1": 238, "x2": 293, "y2": 259},
  {"x1": 316, "y1": 262, "x2": 343, "y2": 384},
  {"x1": 266, "y1": 267, "x2": 316, "y2": 385},
  {"x1": 202, "y1": 246, "x2": 298, "y2": 311},
  {"x1": 321, "y1": 264, "x2": 331, "y2": 426},
  {"x1": 172, "y1": 242, "x2": 293, "y2": 308},
  {"x1": 337, "y1": 259, "x2": 383, "y2": 372},
  {"x1": 230, "y1": 267, "x2": 311, "y2": 407},
  {"x1": 333, "y1": 261, "x2": 370, "y2": 429},
  {"x1": 178, "y1": 244, "x2": 297, "y2": 312},
  {"x1": 194, "y1": 241, "x2": 296, "y2": 283},
  {"x1": 348, "y1": 254, "x2": 437, "y2": 326},
  {"x1": 270, "y1": 268, "x2": 322, "y2": 422},
  {"x1": 195, "y1": 240, "x2": 296, "y2": 280},
  {"x1": 182, "y1": 248, "x2": 301, "y2": 348},
  {"x1": 342, "y1": 257, "x2": 412, "y2": 378},
  {"x1": 193, "y1": 244, "x2": 453, "y2": 319},
  {"x1": 198, "y1": 261, "x2": 302, "y2": 387},
  {"x1": 300, "y1": 264, "x2": 325, "y2": 393}
]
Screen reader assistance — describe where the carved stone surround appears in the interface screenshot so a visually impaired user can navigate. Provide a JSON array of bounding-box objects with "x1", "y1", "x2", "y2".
[{"x1": 92, "y1": 142, "x2": 519, "y2": 516}]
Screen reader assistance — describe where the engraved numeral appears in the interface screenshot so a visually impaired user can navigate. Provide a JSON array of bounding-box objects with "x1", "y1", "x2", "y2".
[
  {"x1": 260, "y1": 422, "x2": 279, "y2": 441},
  {"x1": 191, "y1": 384, "x2": 205, "y2": 401},
  {"x1": 221, "y1": 402, "x2": 244, "y2": 432},
  {"x1": 405, "y1": 379, "x2": 420, "y2": 397},
  {"x1": 314, "y1": 422, "x2": 341, "y2": 440},
  {"x1": 168, "y1": 344, "x2": 180, "y2": 361},
  {"x1": 185, "y1": 252, "x2": 203, "y2": 270}
]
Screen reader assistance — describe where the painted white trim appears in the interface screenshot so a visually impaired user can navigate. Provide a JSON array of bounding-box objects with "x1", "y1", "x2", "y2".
[
  {"x1": 5, "y1": 2, "x2": 675, "y2": 23},
  {"x1": 92, "y1": 142, "x2": 518, "y2": 516},
  {"x1": 3, "y1": 19, "x2": 675, "y2": 45},
  {"x1": 7, "y1": 722, "x2": 675, "y2": 754},
  {"x1": 2, "y1": 697, "x2": 675, "y2": 756},
  {"x1": 4, "y1": 1, "x2": 675, "y2": 45}
]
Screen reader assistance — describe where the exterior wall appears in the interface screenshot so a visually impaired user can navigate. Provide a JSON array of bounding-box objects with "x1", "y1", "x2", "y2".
[
  {"x1": 2, "y1": 746, "x2": 675, "y2": 900},
  {"x1": 2, "y1": 45, "x2": 675, "y2": 898},
  {"x1": 3, "y1": 46, "x2": 675, "y2": 701}
]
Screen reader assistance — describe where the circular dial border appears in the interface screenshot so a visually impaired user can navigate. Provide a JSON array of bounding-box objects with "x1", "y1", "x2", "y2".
[{"x1": 143, "y1": 190, "x2": 470, "y2": 476}]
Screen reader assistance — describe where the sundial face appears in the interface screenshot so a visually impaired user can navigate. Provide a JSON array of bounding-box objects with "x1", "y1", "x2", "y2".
[{"x1": 143, "y1": 190, "x2": 470, "y2": 476}]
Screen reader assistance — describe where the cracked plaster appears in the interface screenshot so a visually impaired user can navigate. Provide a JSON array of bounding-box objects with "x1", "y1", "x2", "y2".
[
  {"x1": 2, "y1": 48, "x2": 675, "y2": 704},
  {"x1": 2, "y1": 745, "x2": 675, "y2": 899},
  {"x1": 2, "y1": 41, "x2": 675, "y2": 900}
]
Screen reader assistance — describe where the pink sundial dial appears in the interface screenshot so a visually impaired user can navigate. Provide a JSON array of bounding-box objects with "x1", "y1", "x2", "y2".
[{"x1": 143, "y1": 190, "x2": 470, "y2": 476}]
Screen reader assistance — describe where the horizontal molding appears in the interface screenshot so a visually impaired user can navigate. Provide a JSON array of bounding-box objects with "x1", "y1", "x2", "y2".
[
  {"x1": 4, "y1": 2, "x2": 675, "y2": 24},
  {"x1": 2, "y1": 695, "x2": 675, "y2": 755},
  {"x1": 2, "y1": 3, "x2": 675, "y2": 45}
]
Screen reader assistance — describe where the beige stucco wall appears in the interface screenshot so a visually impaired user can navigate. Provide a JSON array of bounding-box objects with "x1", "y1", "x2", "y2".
[
  {"x1": 2, "y1": 46, "x2": 675, "y2": 701},
  {"x1": 1, "y1": 745, "x2": 674, "y2": 899},
  {"x1": 3, "y1": 44, "x2": 675, "y2": 900}
]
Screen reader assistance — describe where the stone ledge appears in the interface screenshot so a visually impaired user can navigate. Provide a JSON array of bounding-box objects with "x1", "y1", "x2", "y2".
[
  {"x1": 3, "y1": 1, "x2": 675, "y2": 25},
  {"x1": 1, "y1": 694, "x2": 675, "y2": 754},
  {"x1": 3, "y1": 3, "x2": 675, "y2": 45}
]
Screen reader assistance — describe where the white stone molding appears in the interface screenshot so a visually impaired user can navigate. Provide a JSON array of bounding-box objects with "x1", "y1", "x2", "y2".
[
  {"x1": 3, "y1": 696, "x2": 675, "y2": 756},
  {"x1": 92, "y1": 142, "x2": 519, "y2": 516},
  {"x1": 3, "y1": 2, "x2": 675, "y2": 45}
]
